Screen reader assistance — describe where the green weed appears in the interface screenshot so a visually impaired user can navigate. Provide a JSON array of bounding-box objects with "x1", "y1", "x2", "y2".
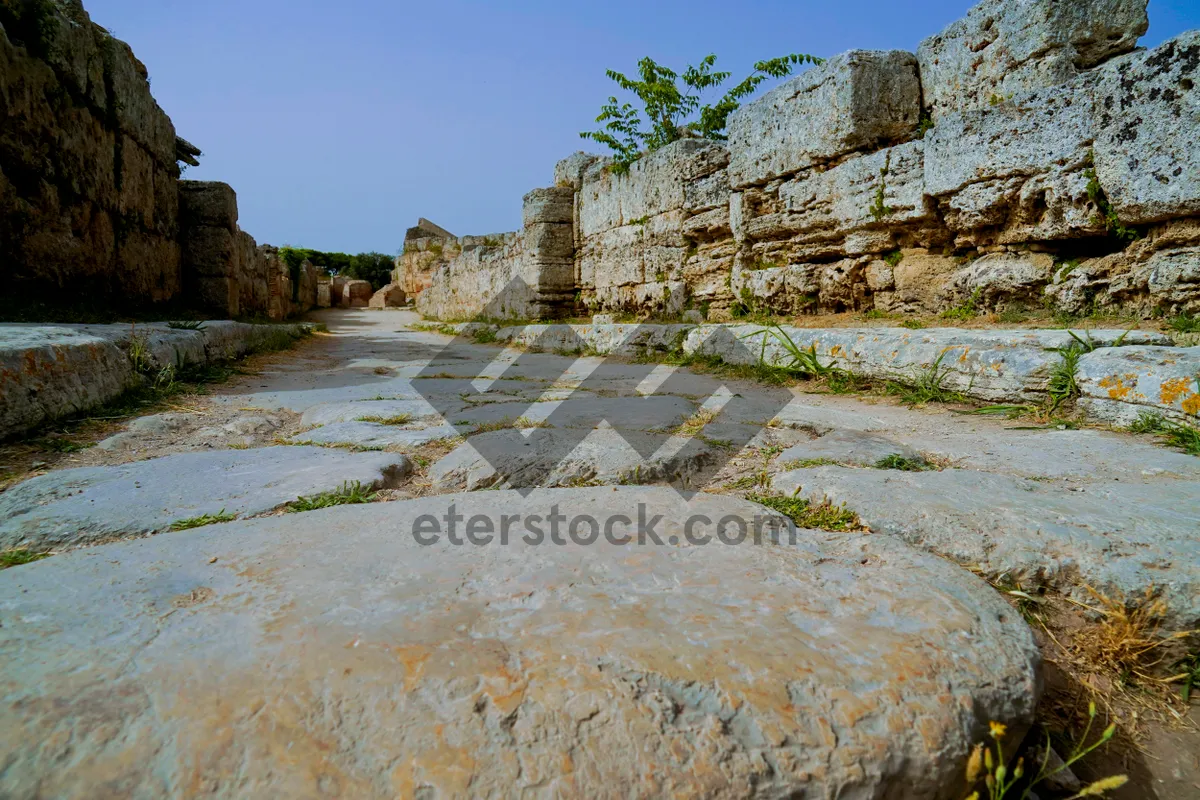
[
  {"x1": 170, "y1": 510, "x2": 238, "y2": 531},
  {"x1": 1130, "y1": 411, "x2": 1200, "y2": 456},
  {"x1": 287, "y1": 481, "x2": 378, "y2": 512},
  {"x1": 0, "y1": 548, "x2": 51, "y2": 569},
  {"x1": 747, "y1": 492, "x2": 862, "y2": 532},
  {"x1": 874, "y1": 454, "x2": 928, "y2": 471},
  {"x1": 356, "y1": 414, "x2": 413, "y2": 426}
]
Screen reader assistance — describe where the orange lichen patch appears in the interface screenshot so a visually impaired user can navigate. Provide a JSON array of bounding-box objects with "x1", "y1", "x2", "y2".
[
  {"x1": 958, "y1": 348, "x2": 971, "y2": 363},
  {"x1": 830, "y1": 345, "x2": 846, "y2": 358},
  {"x1": 394, "y1": 644, "x2": 432, "y2": 693},
  {"x1": 1159, "y1": 376, "x2": 1198, "y2": 409},
  {"x1": 1098, "y1": 374, "x2": 1138, "y2": 401}
]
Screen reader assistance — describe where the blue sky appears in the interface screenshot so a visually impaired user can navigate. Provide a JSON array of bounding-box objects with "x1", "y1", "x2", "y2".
[{"x1": 88, "y1": 0, "x2": 1200, "y2": 254}]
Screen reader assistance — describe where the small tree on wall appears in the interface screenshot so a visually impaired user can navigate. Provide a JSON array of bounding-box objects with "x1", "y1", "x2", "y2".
[{"x1": 580, "y1": 53, "x2": 823, "y2": 173}]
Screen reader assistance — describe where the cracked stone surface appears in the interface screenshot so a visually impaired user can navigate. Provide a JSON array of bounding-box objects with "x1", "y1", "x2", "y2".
[
  {"x1": 772, "y1": 465, "x2": 1200, "y2": 629},
  {"x1": 0, "y1": 489, "x2": 1039, "y2": 799},
  {"x1": 0, "y1": 447, "x2": 412, "y2": 551}
]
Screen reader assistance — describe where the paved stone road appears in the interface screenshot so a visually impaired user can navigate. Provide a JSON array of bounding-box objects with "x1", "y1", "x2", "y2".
[{"x1": 2, "y1": 307, "x2": 1197, "y2": 797}]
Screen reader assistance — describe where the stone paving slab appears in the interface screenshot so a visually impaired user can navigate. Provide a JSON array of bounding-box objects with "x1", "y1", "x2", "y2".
[
  {"x1": 0, "y1": 489, "x2": 1039, "y2": 798},
  {"x1": 0, "y1": 321, "x2": 312, "y2": 440},
  {"x1": 291, "y1": 421, "x2": 463, "y2": 449},
  {"x1": 0, "y1": 446, "x2": 411, "y2": 551},
  {"x1": 772, "y1": 465, "x2": 1200, "y2": 629},
  {"x1": 1076, "y1": 346, "x2": 1200, "y2": 425}
]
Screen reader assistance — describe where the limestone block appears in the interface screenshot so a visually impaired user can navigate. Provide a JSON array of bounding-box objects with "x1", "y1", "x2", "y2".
[
  {"x1": 946, "y1": 252, "x2": 1055, "y2": 307},
  {"x1": 193, "y1": 276, "x2": 239, "y2": 316},
  {"x1": 179, "y1": 181, "x2": 238, "y2": 229},
  {"x1": 316, "y1": 283, "x2": 332, "y2": 308},
  {"x1": 524, "y1": 222, "x2": 574, "y2": 262},
  {"x1": 779, "y1": 140, "x2": 932, "y2": 237},
  {"x1": 727, "y1": 50, "x2": 921, "y2": 189},
  {"x1": 1077, "y1": 346, "x2": 1200, "y2": 425},
  {"x1": 107, "y1": 37, "x2": 175, "y2": 166},
  {"x1": 343, "y1": 280, "x2": 373, "y2": 308},
  {"x1": 889, "y1": 252, "x2": 961, "y2": 313},
  {"x1": 522, "y1": 187, "x2": 575, "y2": 226},
  {"x1": 181, "y1": 226, "x2": 237, "y2": 277},
  {"x1": 368, "y1": 283, "x2": 407, "y2": 309},
  {"x1": 918, "y1": 0, "x2": 1149, "y2": 119},
  {"x1": 579, "y1": 140, "x2": 729, "y2": 236},
  {"x1": 553, "y1": 151, "x2": 604, "y2": 191},
  {"x1": 925, "y1": 83, "x2": 1094, "y2": 198},
  {"x1": 1093, "y1": 32, "x2": 1200, "y2": 225},
  {"x1": 865, "y1": 260, "x2": 895, "y2": 291},
  {"x1": 683, "y1": 168, "x2": 730, "y2": 213}
]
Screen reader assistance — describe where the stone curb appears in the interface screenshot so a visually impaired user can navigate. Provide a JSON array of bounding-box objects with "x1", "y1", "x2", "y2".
[
  {"x1": 0, "y1": 321, "x2": 316, "y2": 440},
  {"x1": 448, "y1": 322, "x2": 1196, "y2": 424}
]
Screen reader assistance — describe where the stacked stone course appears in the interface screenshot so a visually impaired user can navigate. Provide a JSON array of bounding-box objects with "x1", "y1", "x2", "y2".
[
  {"x1": 407, "y1": 0, "x2": 1200, "y2": 322},
  {"x1": 1, "y1": 0, "x2": 314, "y2": 319}
]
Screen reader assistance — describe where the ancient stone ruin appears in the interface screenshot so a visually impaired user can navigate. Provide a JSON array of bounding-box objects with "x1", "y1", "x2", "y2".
[
  {"x1": 0, "y1": 0, "x2": 313, "y2": 319},
  {"x1": 401, "y1": 0, "x2": 1199, "y2": 322},
  {"x1": 3, "y1": 0, "x2": 1200, "y2": 797}
]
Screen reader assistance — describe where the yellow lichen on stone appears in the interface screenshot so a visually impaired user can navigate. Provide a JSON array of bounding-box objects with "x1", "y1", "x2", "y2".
[{"x1": 1160, "y1": 377, "x2": 1197, "y2": 411}]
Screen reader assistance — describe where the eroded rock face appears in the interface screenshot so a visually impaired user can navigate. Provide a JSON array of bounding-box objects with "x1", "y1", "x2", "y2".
[
  {"x1": 0, "y1": 490, "x2": 1041, "y2": 798},
  {"x1": 727, "y1": 50, "x2": 922, "y2": 190},
  {"x1": 0, "y1": 0, "x2": 182, "y2": 306},
  {"x1": 917, "y1": 0, "x2": 1149, "y2": 119},
  {"x1": 1093, "y1": 31, "x2": 1200, "y2": 225}
]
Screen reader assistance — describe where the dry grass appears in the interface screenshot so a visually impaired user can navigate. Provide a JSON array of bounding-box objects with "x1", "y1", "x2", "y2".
[
  {"x1": 1067, "y1": 587, "x2": 1193, "y2": 691},
  {"x1": 673, "y1": 407, "x2": 718, "y2": 438}
]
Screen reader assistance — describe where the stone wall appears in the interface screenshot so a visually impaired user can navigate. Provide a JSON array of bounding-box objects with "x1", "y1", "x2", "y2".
[
  {"x1": 411, "y1": 188, "x2": 578, "y2": 320},
  {"x1": 416, "y1": 0, "x2": 1199, "y2": 322},
  {"x1": 178, "y1": 181, "x2": 315, "y2": 320},
  {"x1": 0, "y1": 0, "x2": 308, "y2": 320},
  {"x1": 0, "y1": 0, "x2": 181, "y2": 307}
]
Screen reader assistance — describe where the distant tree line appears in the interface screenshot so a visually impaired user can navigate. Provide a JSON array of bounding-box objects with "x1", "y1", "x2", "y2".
[{"x1": 278, "y1": 247, "x2": 395, "y2": 291}]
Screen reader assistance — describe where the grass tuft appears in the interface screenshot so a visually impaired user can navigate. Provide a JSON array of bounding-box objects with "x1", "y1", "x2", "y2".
[
  {"x1": 0, "y1": 548, "x2": 51, "y2": 569},
  {"x1": 170, "y1": 510, "x2": 238, "y2": 531},
  {"x1": 1129, "y1": 411, "x2": 1200, "y2": 456},
  {"x1": 288, "y1": 481, "x2": 378, "y2": 512},
  {"x1": 747, "y1": 492, "x2": 863, "y2": 532},
  {"x1": 356, "y1": 414, "x2": 413, "y2": 426},
  {"x1": 874, "y1": 453, "x2": 929, "y2": 471}
]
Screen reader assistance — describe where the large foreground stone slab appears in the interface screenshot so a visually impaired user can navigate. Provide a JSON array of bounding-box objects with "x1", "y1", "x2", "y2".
[
  {"x1": 0, "y1": 490, "x2": 1039, "y2": 798},
  {"x1": 0, "y1": 447, "x2": 411, "y2": 551},
  {"x1": 772, "y1": 466, "x2": 1200, "y2": 629}
]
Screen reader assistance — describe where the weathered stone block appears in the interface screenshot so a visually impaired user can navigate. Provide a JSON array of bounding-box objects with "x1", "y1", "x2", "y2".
[
  {"x1": 579, "y1": 140, "x2": 729, "y2": 236},
  {"x1": 343, "y1": 280, "x2": 374, "y2": 308},
  {"x1": 193, "y1": 276, "x2": 239, "y2": 315},
  {"x1": 683, "y1": 168, "x2": 729, "y2": 214},
  {"x1": 925, "y1": 83, "x2": 1094, "y2": 198},
  {"x1": 368, "y1": 283, "x2": 407, "y2": 309},
  {"x1": 727, "y1": 50, "x2": 921, "y2": 189},
  {"x1": 179, "y1": 181, "x2": 238, "y2": 229},
  {"x1": 918, "y1": 0, "x2": 1148, "y2": 119},
  {"x1": 181, "y1": 226, "x2": 237, "y2": 277},
  {"x1": 524, "y1": 222, "x2": 575, "y2": 262},
  {"x1": 522, "y1": 187, "x2": 575, "y2": 226},
  {"x1": 553, "y1": 152, "x2": 603, "y2": 191},
  {"x1": 946, "y1": 252, "x2": 1055, "y2": 307},
  {"x1": 1093, "y1": 32, "x2": 1200, "y2": 225},
  {"x1": 779, "y1": 140, "x2": 932, "y2": 238}
]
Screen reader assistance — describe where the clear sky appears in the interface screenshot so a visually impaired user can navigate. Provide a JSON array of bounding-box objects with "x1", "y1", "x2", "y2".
[{"x1": 87, "y1": 0, "x2": 1199, "y2": 255}]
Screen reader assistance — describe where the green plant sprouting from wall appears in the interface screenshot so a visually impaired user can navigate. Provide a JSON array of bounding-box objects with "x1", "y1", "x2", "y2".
[
  {"x1": 869, "y1": 152, "x2": 894, "y2": 222},
  {"x1": 1083, "y1": 154, "x2": 1139, "y2": 243},
  {"x1": 581, "y1": 52, "x2": 823, "y2": 173}
]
